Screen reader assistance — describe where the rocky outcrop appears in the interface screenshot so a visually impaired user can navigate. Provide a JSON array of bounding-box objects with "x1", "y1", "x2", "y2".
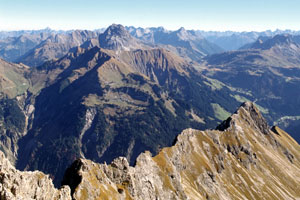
[
  {"x1": 0, "y1": 151, "x2": 71, "y2": 200},
  {"x1": 61, "y1": 102, "x2": 300, "y2": 200}
]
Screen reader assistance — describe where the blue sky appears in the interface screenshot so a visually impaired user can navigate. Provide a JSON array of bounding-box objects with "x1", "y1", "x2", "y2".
[{"x1": 0, "y1": 0, "x2": 299, "y2": 31}]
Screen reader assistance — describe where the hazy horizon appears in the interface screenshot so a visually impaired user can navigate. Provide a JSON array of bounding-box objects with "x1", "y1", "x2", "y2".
[
  {"x1": 0, "y1": 25, "x2": 300, "y2": 33},
  {"x1": 0, "y1": 0, "x2": 299, "y2": 32}
]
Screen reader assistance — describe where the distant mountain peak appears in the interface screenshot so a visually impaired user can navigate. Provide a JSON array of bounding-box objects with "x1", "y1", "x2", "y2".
[
  {"x1": 251, "y1": 34, "x2": 299, "y2": 50},
  {"x1": 104, "y1": 24, "x2": 130, "y2": 38},
  {"x1": 99, "y1": 24, "x2": 144, "y2": 51},
  {"x1": 177, "y1": 27, "x2": 186, "y2": 32},
  {"x1": 175, "y1": 27, "x2": 190, "y2": 40}
]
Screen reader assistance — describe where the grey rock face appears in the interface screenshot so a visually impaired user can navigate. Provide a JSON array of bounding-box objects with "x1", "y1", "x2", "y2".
[
  {"x1": 99, "y1": 24, "x2": 145, "y2": 52},
  {"x1": 0, "y1": 151, "x2": 71, "y2": 200}
]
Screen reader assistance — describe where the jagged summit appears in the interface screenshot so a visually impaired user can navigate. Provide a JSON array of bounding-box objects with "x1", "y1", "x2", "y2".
[
  {"x1": 175, "y1": 27, "x2": 191, "y2": 40},
  {"x1": 177, "y1": 27, "x2": 186, "y2": 32},
  {"x1": 176, "y1": 27, "x2": 186, "y2": 35},
  {"x1": 99, "y1": 24, "x2": 145, "y2": 51},
  {"x1": 103, "y1": 24, "x2": 131, "y2": 38},
  {"x1": 217, "y1": 102, "x2": 269, "y2": 135}
]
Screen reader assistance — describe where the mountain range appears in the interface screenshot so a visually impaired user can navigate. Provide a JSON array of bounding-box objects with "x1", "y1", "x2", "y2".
[
  {"x1": 0, "y1": 24, "x2": 299, "y2": 195},
  {"x1": 14, "y1": 40, "x2": 240, "y2": 185},
  {"x1": 0, "y1": 30, "x2": 98, "y2": 67},
  {"x1": 3, "y1": 26, "x2": 300, "y2": 68},
  {"x1": 202, "y1": 34, "x2": 300, "y2": 142},
  {"x1": 199, "y1": 29, "x2": 300, "y2": 51}
]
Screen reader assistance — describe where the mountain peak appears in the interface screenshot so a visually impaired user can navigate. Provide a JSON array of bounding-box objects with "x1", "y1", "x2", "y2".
[
  {"x1": 175, "y1": 27, "x2": 190, "y2": 40},
  {"x1": 239, "y1": 101, "x2": 259, "y2": 113},
  {"x1": 217, "y1": 102, "x2": 269, "y2": 135},
  {"x1": 177, "y1": 27, "x2": 186, "y2": 32},
  {"x1": 104, "y1": 24, "x2": 129, "y2": 37},
  {"x1": 99, "y1": 24, "x2": 143, "y2": 51}
]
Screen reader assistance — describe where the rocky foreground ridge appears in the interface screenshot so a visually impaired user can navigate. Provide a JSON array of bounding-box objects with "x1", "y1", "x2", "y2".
[
  {"x1": 1, "y1": 102, "x2": 300, "y2": 200},
  {"x1": 0, "y1": 151, "x2": 71, "y2": 200}
]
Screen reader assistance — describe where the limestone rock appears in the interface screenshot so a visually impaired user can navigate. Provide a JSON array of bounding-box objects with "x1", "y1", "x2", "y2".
[{"x1": 0, "y1": 151, "x2": 71, "y2": 200}]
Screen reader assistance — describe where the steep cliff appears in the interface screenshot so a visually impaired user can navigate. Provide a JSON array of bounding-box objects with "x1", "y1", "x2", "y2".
[{"x1": 62, "y1": 102, "x2": 300, "y2": 200}]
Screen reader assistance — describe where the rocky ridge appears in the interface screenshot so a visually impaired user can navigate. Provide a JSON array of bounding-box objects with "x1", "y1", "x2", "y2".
[{"x1": 61, "y1": 102, "x2": 300, "y2": 200}]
